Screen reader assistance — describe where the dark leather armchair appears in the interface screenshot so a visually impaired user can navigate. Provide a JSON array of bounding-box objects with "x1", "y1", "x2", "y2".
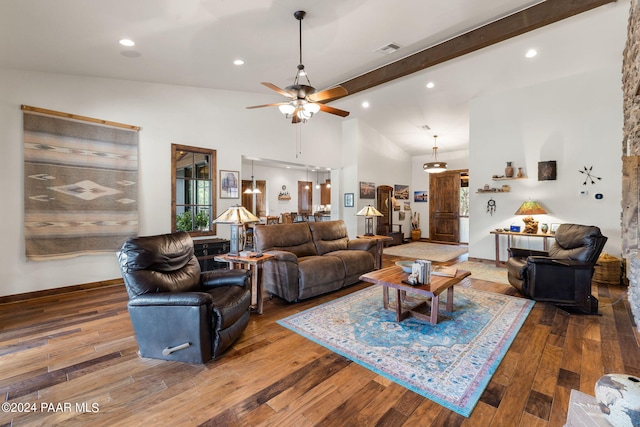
[
  {"x1": 117, "y1": 232, "x2": 252, "y2": 363},
  {"x1": 506, "y1": 224, "x2": 607, "y2": 313}
]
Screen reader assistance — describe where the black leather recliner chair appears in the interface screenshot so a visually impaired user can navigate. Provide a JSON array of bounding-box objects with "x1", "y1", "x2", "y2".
[
  {"x1": 117, "y1": 232, "x2": 252, "y2": 363},
  {"x1": 506, "y1": 224, "x2": 607, "y2": 314}
]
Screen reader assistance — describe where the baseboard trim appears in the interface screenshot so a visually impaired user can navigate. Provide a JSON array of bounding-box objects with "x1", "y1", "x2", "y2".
[{"x1": 0, "y1": 278, "x2": 124, "y2": 305}]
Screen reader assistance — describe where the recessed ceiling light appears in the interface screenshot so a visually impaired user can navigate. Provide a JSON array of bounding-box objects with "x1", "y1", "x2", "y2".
[
  {"x1": 525, "y1": 49, "x2": 538, "y2": 58},
  {"x1": 119, "y1": 39, "x2": 135, "y2": 47},
  {"x1": 233, "y1": 59, "x2": 245, "y2": 66},
  {"x1": 362, "y1": 101, "x2": 370, "y2": 108},
  {"x1": 426, "y1": 82, "x2": 435, "y2": 89}
]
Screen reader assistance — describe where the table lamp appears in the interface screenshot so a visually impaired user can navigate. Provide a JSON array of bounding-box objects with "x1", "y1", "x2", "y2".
[
  {"x1": 213, "y1": 205, "x2": 260, "y2": 255},
  {"x1": 356, "y1": 205, "x2": 383, "y2": 236},
  {"x1": 514, "y1": 200, "x2": 547, "y2": 234}
]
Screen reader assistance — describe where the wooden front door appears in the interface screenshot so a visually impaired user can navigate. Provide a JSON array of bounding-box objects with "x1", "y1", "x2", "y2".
[{"x1": 429, "y1": 171, "x2": 460, "y2": 242}]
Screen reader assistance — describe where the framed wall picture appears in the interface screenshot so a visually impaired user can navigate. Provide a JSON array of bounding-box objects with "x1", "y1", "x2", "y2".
[
  {"x1": 359, "y1": 181, "x2": 375, "y2": 199},
  {"x1": 220, "y1": 170, "x2": 240, "y2": 198},
  {"x1": 550, "y1": 223, "x2": 561, "y2": 234},
  {"x1": 394, "y1": 184, "x2": 409, "y2": 199},
  {"x1": 414, "y1": 191, "x2": 428, "y2": 202},
  {"x1": 538, "y1": 161, "x2": 557, "y2": 181},
  {"x1": 344, "y1": 193, "x2": 354, "y2": 207}
]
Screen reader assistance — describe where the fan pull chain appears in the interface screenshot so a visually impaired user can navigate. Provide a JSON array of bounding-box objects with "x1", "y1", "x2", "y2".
[{"x1": 295, "y1": 125, "x2": 302, "y2": 158}]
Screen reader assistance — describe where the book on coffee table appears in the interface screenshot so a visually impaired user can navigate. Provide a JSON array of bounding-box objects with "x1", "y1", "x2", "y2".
[{"x1": 431, "y1": 266, "x2": 458, "y2": 277}]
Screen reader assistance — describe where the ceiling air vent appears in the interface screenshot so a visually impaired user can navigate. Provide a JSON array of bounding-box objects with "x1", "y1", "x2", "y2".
[{"x1": 375, "y1": 43, "x2": 400, "y2": 55}]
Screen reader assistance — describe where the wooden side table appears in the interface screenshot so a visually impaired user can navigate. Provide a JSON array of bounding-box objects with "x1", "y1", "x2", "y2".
[
  {"x1": 357, "y1": 234, "x2": 393, "y2": 269},
  {"x1": 214, "y1": 253, "x2": 274, "y2": 314}
]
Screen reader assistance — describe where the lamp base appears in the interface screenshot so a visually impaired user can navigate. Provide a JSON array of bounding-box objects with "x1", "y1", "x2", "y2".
[{"x1": 228, "y1": 224, "x2": 243, "y2": 255}]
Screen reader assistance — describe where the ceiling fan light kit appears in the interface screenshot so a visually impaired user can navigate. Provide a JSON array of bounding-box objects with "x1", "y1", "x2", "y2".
[{"x1": 246, "y1": 10, "x2": 350, "y2": 124}]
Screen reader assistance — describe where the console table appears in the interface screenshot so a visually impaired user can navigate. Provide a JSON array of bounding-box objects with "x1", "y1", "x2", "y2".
[{"x1": 490, "y1": 230, "x2": 553, "y2": 267}]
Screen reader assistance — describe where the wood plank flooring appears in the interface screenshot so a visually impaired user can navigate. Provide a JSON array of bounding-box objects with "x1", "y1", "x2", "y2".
[{"x1": 0, "y1": 254, "x2": 637, "y2": 426}]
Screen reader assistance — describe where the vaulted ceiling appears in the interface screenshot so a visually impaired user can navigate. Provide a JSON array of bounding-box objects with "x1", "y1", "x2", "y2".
[{"x1": 0, "y1": 0, "x2": 630, "y2": 155}]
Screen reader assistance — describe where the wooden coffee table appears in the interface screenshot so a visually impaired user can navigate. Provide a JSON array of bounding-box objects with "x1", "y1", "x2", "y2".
[{"x1": 360, "y1": 265, "x2": 471, "y2": 325}]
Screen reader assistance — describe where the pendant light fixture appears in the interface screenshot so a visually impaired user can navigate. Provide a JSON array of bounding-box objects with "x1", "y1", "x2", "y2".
[
  {"x1": 305, "y1": 168, "x2": 310, "y2": 190},
  {"x1": 244, "y1": 160, "x2": 262, "y2": 194},
  {"x1": 315, "y1": 169, "x2": 320, "y2": 189},
  {"x1": 423, "y1": 135, "x2": 448, "y2": 173}
]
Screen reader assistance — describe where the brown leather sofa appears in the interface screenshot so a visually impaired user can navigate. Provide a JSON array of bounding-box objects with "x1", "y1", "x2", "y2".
[
  {"x1": 118, "y1": 232, "x2": 252, "y2": 363},
  {"x1": 253, "y1": 220, "x2": 376, "y2": 302}
]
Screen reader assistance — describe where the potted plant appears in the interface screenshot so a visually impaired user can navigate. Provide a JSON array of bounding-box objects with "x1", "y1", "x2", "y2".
[
  {"x1": 176, "y1": 211, "x2": 192, "y2": 232},
  {"x1": 195, "y1": 211, "x2": 210, "y2": 231}
]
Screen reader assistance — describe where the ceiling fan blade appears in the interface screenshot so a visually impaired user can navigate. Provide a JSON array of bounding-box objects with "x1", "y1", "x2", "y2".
[
  {"x1": 307, "y1": 86, "x2": 348, "y2": 103},
  {"x1": 246, "y1": 102, "x2": 288, "y2": 109},
  {"x1": 318, "y1": 103, "x2": 350, "y2": 117},
  {"x1": 261, "y1": 82, "x2": 295, "y2": 98}
]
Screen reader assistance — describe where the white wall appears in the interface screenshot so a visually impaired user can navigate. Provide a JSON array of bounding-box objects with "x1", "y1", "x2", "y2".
[
  {"x1": 0, "y1": 68, "x2": 343, "y2": 297},
  {"x1": 468, "y1": 65, "x2": 623, "y2": 262},
  {"x1": 345, "y1": 119, "x2": 412, "y2": 238}
]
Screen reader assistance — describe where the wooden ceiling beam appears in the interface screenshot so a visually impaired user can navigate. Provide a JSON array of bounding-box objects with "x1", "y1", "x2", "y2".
[{"x1": 336, "y1": 0, "x2": 618, "y2": 98}]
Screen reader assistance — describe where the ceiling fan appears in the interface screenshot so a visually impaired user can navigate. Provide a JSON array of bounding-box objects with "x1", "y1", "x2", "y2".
[{"x1": 246, "y1": 10, "x2": 350, "y2": 124}]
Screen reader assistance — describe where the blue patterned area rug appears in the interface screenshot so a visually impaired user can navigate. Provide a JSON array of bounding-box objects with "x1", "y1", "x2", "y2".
[{"x1": 277, "y1": 285, "x2": 534, "y2": 417}]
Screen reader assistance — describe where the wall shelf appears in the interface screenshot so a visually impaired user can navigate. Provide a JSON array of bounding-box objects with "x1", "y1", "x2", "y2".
[
  {"x1": 491, "y1": 177, "x2": 526, "y2": 181},
  {"x1": 476, "y1": 189, "x2": 510, "y2": 193}
]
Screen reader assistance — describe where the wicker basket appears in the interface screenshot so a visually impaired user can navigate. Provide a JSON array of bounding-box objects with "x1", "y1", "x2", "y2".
[{"x1": 593, "y1": 253, "x2": 622, "y2": 285}]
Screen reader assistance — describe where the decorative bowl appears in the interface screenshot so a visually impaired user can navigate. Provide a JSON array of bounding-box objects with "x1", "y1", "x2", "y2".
[{"x1": 395, "y1": 261, "x2": 414, "y2": 273}]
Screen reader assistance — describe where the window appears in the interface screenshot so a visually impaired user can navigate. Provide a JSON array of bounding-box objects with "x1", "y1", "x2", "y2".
[{"x1": 171, "y1": 144, "x2": 216, "y2": 236}]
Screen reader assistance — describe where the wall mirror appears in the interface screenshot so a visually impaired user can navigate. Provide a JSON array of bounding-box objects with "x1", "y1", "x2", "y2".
[{"x1": 171, "y1": 144, "x2": 217, "y2": 236}]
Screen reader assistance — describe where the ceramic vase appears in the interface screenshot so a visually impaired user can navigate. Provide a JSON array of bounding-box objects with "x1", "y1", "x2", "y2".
[
  {"x1": 505, "y1": 162, "x2": 514, "y2": 178},
  {"x1": 517, "y1": 167, "x2": 524, "y2": 178},
  {"x1": 540, "y1": 223, "x2": 549, "y2": 233}
]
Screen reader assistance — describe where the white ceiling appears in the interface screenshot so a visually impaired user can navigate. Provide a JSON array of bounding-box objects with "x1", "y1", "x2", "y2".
[{"x1": 0, "y1": 0, "x2": 630, "y2": 156}]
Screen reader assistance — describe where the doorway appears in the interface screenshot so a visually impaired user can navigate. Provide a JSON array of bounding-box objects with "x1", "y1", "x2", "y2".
[
  {"x1": 429, "y1": 170, "x2": 469, "y2": 243},
  {"x1": 298, "y1": 181, "x2": 312, "y2": 214},
  {"x1": 241, "y1": 180, "x2": 266, "y2": 216}
]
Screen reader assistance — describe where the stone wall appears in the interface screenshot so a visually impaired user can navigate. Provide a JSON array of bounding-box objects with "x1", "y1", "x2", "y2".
[{"x1": 622, "y1": 0, "x2": 640, "y2": 328}]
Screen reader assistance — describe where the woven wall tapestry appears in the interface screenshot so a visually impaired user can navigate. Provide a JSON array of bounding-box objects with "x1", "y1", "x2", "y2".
[{"x1": 23, "y1": 106, "x2": 140, "y2": 260}]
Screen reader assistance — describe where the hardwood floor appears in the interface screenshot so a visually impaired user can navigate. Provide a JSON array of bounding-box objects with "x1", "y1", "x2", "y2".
[{"x1": 0, "y1": 254, "x2": 637, "y2": 426}]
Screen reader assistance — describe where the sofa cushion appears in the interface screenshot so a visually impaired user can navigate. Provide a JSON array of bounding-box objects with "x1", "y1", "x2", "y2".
[
  {"x1": 308, "y1": 220, "x2": 349, "y2": 255},
  {"x1": 325, "y1": 250, "x2": 374, "y2": 280},
  {"x1": 254, "y1": 222, "x2": 317, "y2": 257},
  {"x1": 297, "y1": 255, "x2": 345, "y2": 300}
]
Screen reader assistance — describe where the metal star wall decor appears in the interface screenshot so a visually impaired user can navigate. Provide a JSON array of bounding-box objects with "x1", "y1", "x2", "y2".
[{"x1": 579, "y1": 166, "x2": 601, "y2": 185}]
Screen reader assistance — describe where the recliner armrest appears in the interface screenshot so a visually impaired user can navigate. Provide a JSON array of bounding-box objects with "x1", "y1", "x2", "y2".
[
  {"x1": 509, "y1": 247, "x2": 548, "y2": 258},
  {"x1": 551, "y1": 259, "x2": 597, "y2": 270},
  {"x1": 201, "y1": 269, "x2": 251, "y2": 289},
  {"x1": 128, "y1": 292, "x2": 213, "y2": 307},
  {"x1": 265, "y1": 250, "x2": 299, "y2": 264},
  {"x1": 348, "y1": 238, "x2": 376, "y2": 251}
]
